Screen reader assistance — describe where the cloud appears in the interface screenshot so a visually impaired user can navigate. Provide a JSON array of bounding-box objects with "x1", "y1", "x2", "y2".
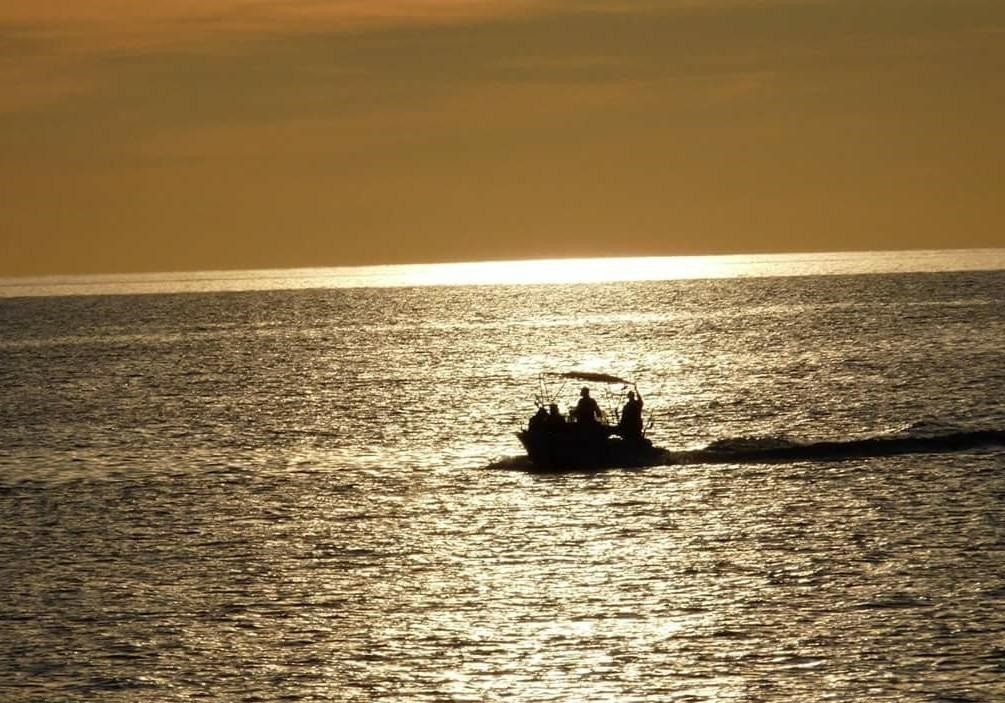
[
  {"x1": 0, "y1": 0, "x2": 545, "y2": 111},
  {"x1": 0, "y1": 1, "x2": 544, "y2": 49},
  {"x1": 6, "y1": 0, "x2": 1003, "y2": 113},
  {"x1": 129, "y1": 75, "x2": 648, "y2": 167}
]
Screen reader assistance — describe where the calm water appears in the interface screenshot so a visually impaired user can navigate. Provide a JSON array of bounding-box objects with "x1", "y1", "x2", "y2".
[{"x1": 1, "y1": 252, "x2": 1004, "y2": 702}]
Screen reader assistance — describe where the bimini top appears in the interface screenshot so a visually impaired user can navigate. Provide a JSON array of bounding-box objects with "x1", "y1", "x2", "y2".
[{"x1": 555, "y1": 371, "x2": 632, "y2": 385}]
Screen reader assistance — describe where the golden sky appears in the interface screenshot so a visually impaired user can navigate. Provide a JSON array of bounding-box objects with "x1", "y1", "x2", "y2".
[{"x1": 2, "y1": 0, "x2": 1003, "y2": 276}]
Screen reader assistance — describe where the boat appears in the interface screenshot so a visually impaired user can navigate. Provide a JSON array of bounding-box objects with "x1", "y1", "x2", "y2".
[
  {"x1": 517, "y1": 426, "x2": 669, "y2": 470},
  {"x1": 513, "y1": 374, "x2": 1005, "y2": 471},
  {"x1": 516, "y1": 371, "x2": 670, "y2": 470}
]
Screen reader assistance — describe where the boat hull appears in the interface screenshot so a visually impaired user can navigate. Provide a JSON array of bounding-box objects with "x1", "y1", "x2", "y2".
[{"x1": 517, "y1": 428, "x2": 668, "y2": 470}]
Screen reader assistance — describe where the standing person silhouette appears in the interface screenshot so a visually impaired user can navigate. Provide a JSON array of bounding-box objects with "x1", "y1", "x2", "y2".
[
  {"x1": 572, "y1": 387, "x2": 602, "y2": 426},
  {"x1": 618, "y1": 389, "x2": 644, "y2": 440}
]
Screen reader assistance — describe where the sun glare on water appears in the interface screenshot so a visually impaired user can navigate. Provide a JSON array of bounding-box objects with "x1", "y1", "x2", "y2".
[
  {"x1": 372, "y1": 256, "x2": 737, "y2": 287},
  {"x1": 3, "y1": 249, "x2": 1000, "y2": 298}
]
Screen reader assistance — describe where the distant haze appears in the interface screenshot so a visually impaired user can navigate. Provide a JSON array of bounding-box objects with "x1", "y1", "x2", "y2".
[{"x1": 2, "y1": 1, "x2": 1004, "y2": 276}]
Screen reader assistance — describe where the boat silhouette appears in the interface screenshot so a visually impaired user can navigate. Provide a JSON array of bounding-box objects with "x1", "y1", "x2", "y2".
[
  {"x1": 517, "y1": 371, "x2": 667, "y2": 470},
  {"x1": 513, "y1": 374, "x2": 1005, "y2": 471},
  {"x1": 517, "y1": 426, "x2": 668, "y2": 470}
]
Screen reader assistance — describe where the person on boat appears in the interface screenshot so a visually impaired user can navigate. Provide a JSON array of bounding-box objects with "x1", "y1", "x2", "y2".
[
  {"x1": 617, "y1": 389, "x2": 644, "y2": 440},
  {"x1": 529, "y1": 406, "x2": 548, "y2": 432},
  {"x1": 545, "y1": 403, "x2": 567, "y2": 431},
  {"x1": 571, "y1": 387, "x2": 602, "y2": 426}
]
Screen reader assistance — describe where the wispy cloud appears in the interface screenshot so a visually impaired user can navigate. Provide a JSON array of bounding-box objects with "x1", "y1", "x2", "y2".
[
  {"x1": 0, "y1": 0, "x2": 544, "y2": 111},
  {"x1": 0, "y1": 1, "x2": 545, "y2": 50},
  {"x1": 6, "y1": 0, "x2": 1001, "y2": 113}
]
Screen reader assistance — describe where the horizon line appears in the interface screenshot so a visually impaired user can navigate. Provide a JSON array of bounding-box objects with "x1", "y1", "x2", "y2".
[
  {"x1": 4, "y1": 246, "x2": 1005, "y2": 284},
  {"x1": 2, "y1": 248, "x2": 1004, "y2": 299}
]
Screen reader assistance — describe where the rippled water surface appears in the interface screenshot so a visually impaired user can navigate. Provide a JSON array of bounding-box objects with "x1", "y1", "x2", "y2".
[{"x1": 1, "y1": 256, "x2": 1004, "y2": 701}]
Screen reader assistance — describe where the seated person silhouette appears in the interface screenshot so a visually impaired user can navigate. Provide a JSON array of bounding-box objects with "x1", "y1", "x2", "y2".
[
  {"x1": 545, "y1": 403, "x2": 566, "y2": 430},
  {"x1": 529, "y1": 406, "x2": 548, "y2": 432}
]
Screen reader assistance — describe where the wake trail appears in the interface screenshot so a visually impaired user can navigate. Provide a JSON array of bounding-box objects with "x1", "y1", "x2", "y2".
[{"x1": 486, "y1": 427, "x2": 1005, "y2": 471}]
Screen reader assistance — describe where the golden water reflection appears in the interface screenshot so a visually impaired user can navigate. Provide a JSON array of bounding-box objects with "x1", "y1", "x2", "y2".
[
  {"x1": 3, "y1": 248, "x2": 1002, "y2": 297},
  {"x1": 4, "y1": 258, "x2": 1003, "y2": 702},
  {"x1": 308, "y1": 465, "x2": 769, "y2": 701}
]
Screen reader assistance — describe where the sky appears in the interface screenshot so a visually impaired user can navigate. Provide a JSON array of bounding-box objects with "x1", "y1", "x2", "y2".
[{"x1": 1, "y1": 0, "x2": 1003, "y2": 276}]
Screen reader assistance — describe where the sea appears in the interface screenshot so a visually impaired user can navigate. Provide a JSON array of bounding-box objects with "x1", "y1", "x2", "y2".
[{"x1": 1, "y1": 249, "x2": 1004, "y2": 702}]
